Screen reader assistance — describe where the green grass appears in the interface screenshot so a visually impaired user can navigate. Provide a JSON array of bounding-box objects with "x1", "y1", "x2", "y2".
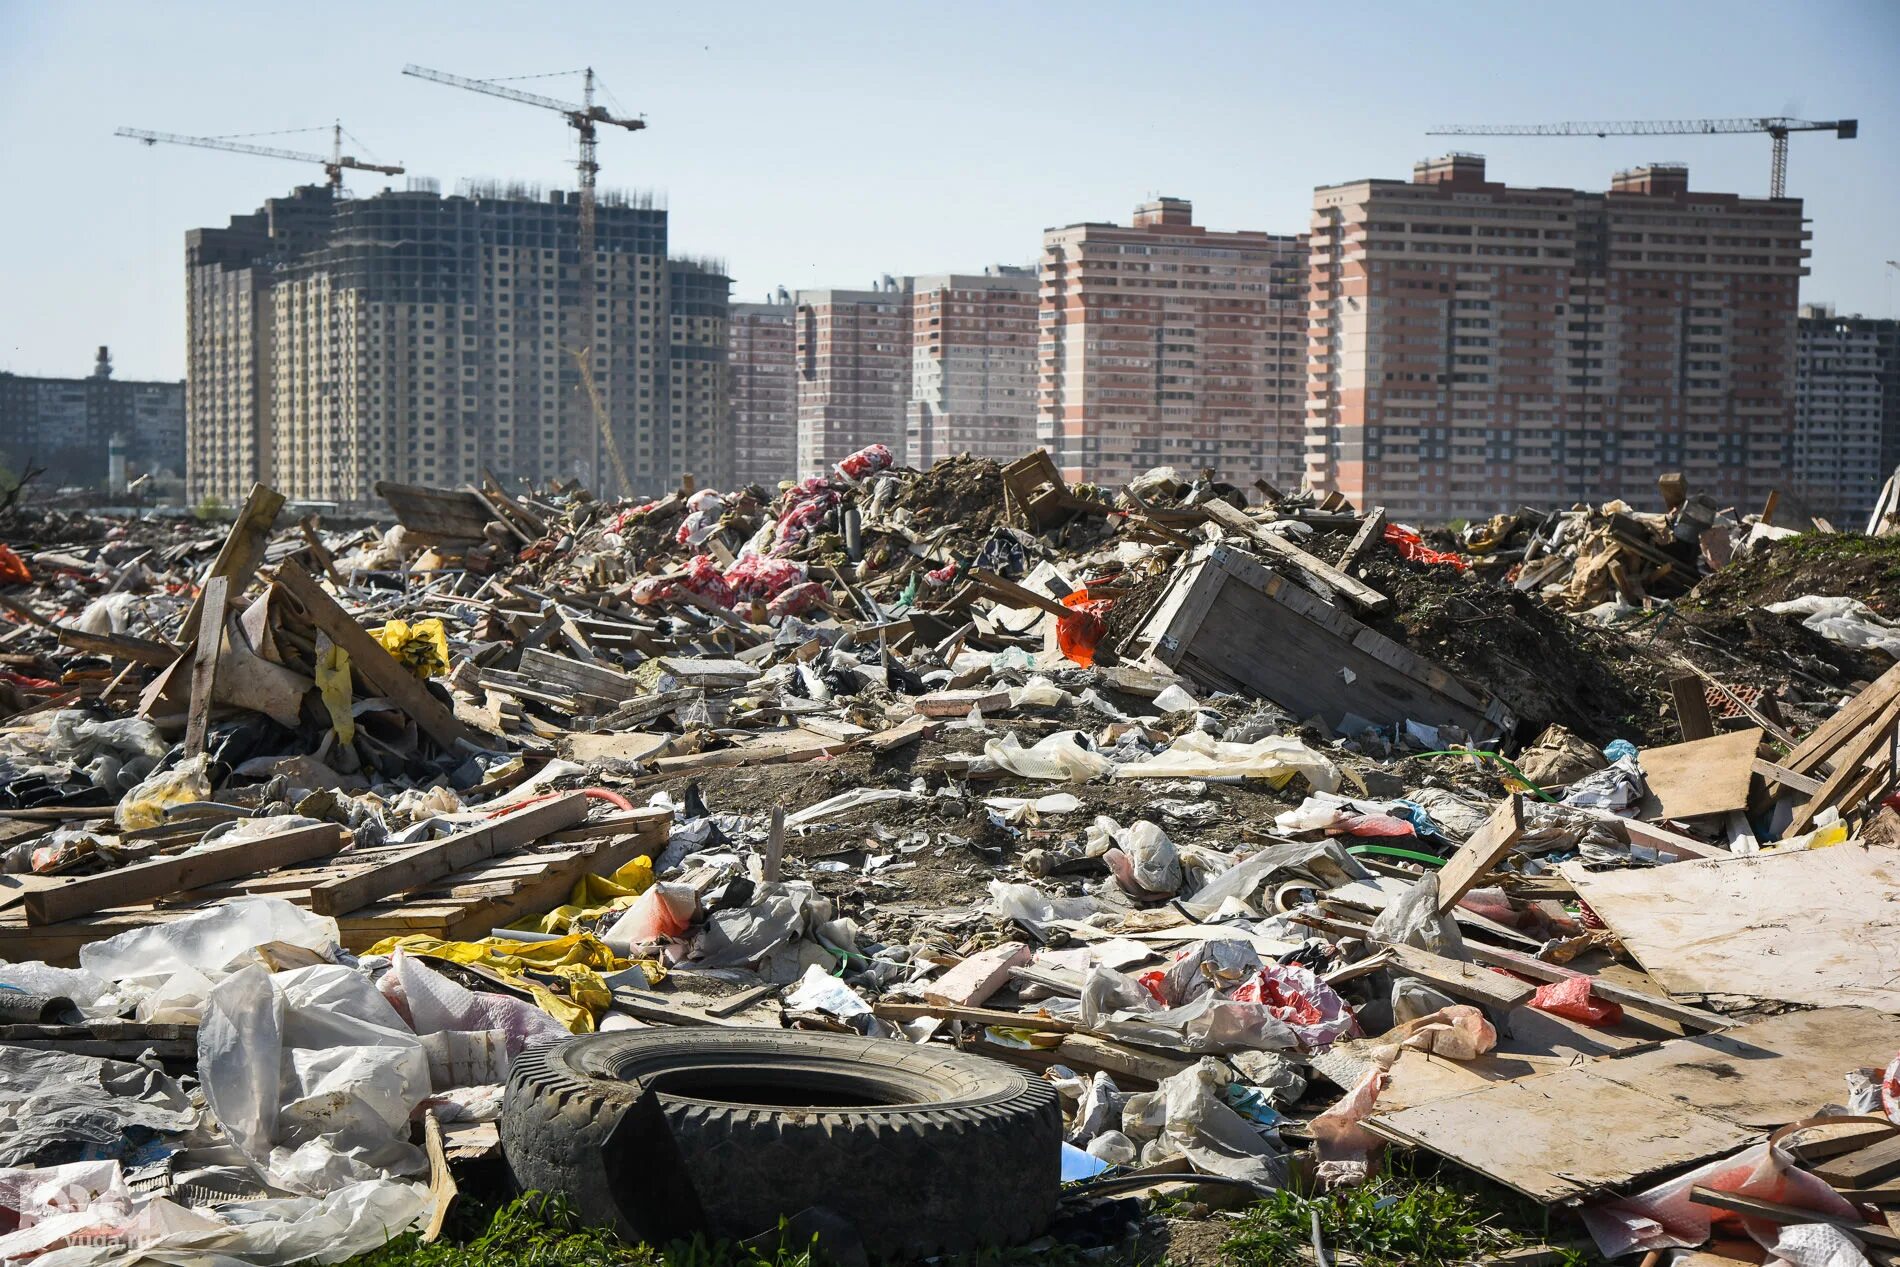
[
  {"x1": 1219, "y1": 1171, "x2": 1591, "y2": 1267},
  {"x1": 325, "y1": 1193, "x2": 821, "y2": 1267}
]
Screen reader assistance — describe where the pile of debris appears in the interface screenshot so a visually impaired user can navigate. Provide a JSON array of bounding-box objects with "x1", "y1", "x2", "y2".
[{"x1": 0, "y1": 448, "x2": 1897, "y2": 1265}]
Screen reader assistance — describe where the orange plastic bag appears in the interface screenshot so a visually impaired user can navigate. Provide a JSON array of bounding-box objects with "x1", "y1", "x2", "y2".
[
  {"x1": 0, "y1": 545, "x2": 30, "y2": 585},
  {"x1": 1055, "y1": 589, "x2": 1112, "y2": 668}
]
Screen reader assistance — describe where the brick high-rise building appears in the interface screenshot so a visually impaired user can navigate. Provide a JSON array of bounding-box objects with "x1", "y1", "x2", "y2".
[
  {"x1": 1795, "y1": 305, "x2": 1900, "y2": 525},
  {"x1": 905, "y1": 267, "x2": 1039, "y2": 468},
  {"x1": 186, "y1": 181, "x2": 729, "y2": 506},
  {"x1": 1306, "y1": 156, "x2": 1810, "y2": 520},
  {"x1": 794, "y1": 280, "x2": 913, "y2": 477},
  {"x1": 0, "y1": 347, "x2": 184, "y2": 491},
  {"x1": 728, "y1": 292, "x2": 797, "y2": 488},
  {"x1": 1038, "y1": 198, "x2": 1309, "y2": 488}
]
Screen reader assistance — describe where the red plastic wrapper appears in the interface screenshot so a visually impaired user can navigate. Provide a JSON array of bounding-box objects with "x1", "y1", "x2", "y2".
[
  {"x1": 834, "y1": 443, "x2": 894, "y2": 482},
  {"x1": 924, "y1": 561, "x2": 959, "y2": 586},
  {"x1": 1230, "y1": 962, "x2": 1359, "y2": 1048},
  {"x1": 1383, "y1": 523, "x2": 1469, "y2": 571},
  {"x1": 724, "y1": 553, "x2": 808, "y2": 601},
  {"x1": 1528, "y1": 974, "x2": 1623, "y2": 1027},
  {"x1": 773, "y1": 477, "x2": 840, "y2": 553},
  {"x1": 766, "y1": 580, "x2": 827, "y2": 620},
  {"x1": 1054, "y1": 589, "x2": 1112, "y2": 668},
  {"x1": 680, "y1": 554, "x2": 735, "y2": 609}
]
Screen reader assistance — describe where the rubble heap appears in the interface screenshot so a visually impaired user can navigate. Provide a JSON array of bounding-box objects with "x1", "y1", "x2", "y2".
[{"x1": 0, "y1": 450, "x2": 1897, "y2": 1264}]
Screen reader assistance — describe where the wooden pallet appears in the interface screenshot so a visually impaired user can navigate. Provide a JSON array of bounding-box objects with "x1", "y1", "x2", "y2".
[{"x1": 0, "y1": 814, "x2": 668, "y2": 965}]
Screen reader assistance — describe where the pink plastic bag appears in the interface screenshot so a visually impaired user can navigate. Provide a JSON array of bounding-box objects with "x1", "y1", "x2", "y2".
[
  {"x1": 1529, "y1": 974, "x2": 1623, "y2": 1027},
  {"x1": 766, "y1": 580, "x2": 827, "y2": 620},
  {"x1": 604, "y1": 882, "x2": 697, "y2": 946},
  {"x1": 1230, "y1": 963, "x2": 1358, "y2": 1050}
]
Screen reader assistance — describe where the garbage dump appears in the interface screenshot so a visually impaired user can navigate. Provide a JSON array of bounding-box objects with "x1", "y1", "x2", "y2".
[{"x1": 1, "y1": 454, "x2": 1899, "y2": 1262}]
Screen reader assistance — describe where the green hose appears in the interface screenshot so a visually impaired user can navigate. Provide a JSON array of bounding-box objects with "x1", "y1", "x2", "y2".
[
  {"x1": 1347, "y1": 844, "x2": 1447, "y2": 866},
  {"x1": 1411, "y1": 747, "x2": 1562, "y2": 804}
]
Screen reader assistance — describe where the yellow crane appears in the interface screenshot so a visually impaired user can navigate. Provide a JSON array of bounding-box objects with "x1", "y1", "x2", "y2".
[
  {"x1": 569, "y1": 345, "x2": 635, "y2": 499},
  {"x1": 403, "y1": 65, "x2": 647, "y2": 496},
  {"x1": 114, "y1": 122, "x2": 404, "y2": 191}
]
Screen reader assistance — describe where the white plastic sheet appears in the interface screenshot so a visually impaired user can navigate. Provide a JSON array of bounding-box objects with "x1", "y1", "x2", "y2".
[
  {"x1": 200, "y1": 964, "x2": 429, "y2": 1195},
  {"x1": 984, "y1": 730, "x2": 1117, "y2": 783},
  {"x1": 1116, "y1": 733, "x2": 1339, "y2": 793},
  {"x1": 1768, "y1": 594, "x2": 1900, "y2": 659}
]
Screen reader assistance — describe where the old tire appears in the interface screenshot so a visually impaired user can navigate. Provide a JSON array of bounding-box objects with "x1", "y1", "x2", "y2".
[{"x1": 500, "y1": 1028, "x2": 1061, "y2": 1258}]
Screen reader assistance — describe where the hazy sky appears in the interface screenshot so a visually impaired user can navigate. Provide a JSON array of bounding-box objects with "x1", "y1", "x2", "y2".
[{"x1": 2, "y1": 0, "x2": 1896, "y2": 381}]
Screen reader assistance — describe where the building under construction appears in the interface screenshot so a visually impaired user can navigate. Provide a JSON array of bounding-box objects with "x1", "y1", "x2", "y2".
[{"x1": 185, "y1": 181, "x2": 730, "y2": 507}]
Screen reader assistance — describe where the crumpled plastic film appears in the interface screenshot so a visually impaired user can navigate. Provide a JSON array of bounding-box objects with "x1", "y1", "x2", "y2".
[
  {"x1": 114, "y1": 752, "x2": 212, "y2": 831},
  {"x1": 984, "y1": 730, "x2": 1117, "y2": 783},
  {"x1": 1116, "y1": 732, "x2": 1340, "y2": 793},
  {"x1": 364, "y1": 931, "x2": 648, "y2": 1032},
  {"x1": 511, "y1": 854, "x2": 656, "y2": 934}
]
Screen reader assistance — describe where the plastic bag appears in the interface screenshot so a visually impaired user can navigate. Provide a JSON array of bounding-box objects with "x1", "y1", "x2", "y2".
[
  {"x1": 1230, "y1": 963, "x2": 1358, "y2": 1050},
  {"x1": 114, "y1": 752, "x2": 212, "y2": 831},
  {"x1": 315, "y1": 636, "x2": 356, "y2": 743},
  {"x1": 1384, "y1": 523, "x2": 1467, "y2": 570},
  {"x1": 984, "y1": 730, "x2": 1117, "y2": 783},
  {"x1": 835, "y1": 443, "x2": 895, "y2": 481},
  {"x1": 603, "y1": 881, "x2": 698, "y2": 947},
  {"x1": 0, "y1": 544, "x2": 30, "y2": 584},
  {"x1": 1529, "y1": 974, "x2": 1623, "y2": 1027},
  {"x1": 1310, "y1": 1068, "x2": 1387, "y2": 1187},
  {"x1": 1767, "y1": 595, "x2": 1900, "y2": 659},
  {"x1": 766, "y1": 580, "x2": 827, "y2": 620},
  {"x1": 82, "y1": 896, "x2": 341, "y2": 987},
  {"x1": 1088, "y1": 815, "x2": 1183, "y2": 897},
  {"x1": 369, "y1": 618, "x2": 450, "y2": 678},
  {"x1": 1116, "y1": 732, "x2": 1340, "y2": 794},
  {"x1": 1055, "y1": 590, "x2": 1112, "y2": 668}
]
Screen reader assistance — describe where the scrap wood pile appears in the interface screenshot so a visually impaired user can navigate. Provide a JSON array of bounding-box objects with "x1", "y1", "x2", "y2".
[{"x1": 2, "y1": 448, "x2": 1900, "y2": 1263}]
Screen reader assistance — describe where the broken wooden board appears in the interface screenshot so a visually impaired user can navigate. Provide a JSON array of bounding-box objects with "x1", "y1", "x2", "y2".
[
  {"x1": 308, "y1": 793, "x2": 591, "y2": 916},
  {"x1": 1562, "y1": 845, "x2": 1900, "y2": 1012},
  {"x1": 1200, "y1": 498, "x2": 1392, "y2": 613},
  {"x1": 179, "y1": 482, "x2": 286, "y2": 644},
  {"x1": 273, "y1": 561, "x2": 487, "y2": 753},
  {"x1": 1369, "y1": 1066, "x2": 1758, "y2": 1202},
  {"x1": 1434, "y1": 793, "x2": 1526, "y2": 912},
  {"x1": 375, "y1": 481, "x2": 496, "y2": 544},
  {"x1": 1136, "y1": 545, "x2": 1514, "y2": 736},
  {"x1": 1639, "y1": 728, "x2": 1763, "y2": 820},
  {"x1": 1383, "y1": 942, "x2": 1536, "y2": 1010},
  {"x1": 25, "y1": 823, "x2": 343, "y2": 926}
]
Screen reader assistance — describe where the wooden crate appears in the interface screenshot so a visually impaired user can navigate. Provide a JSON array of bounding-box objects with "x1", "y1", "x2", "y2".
[{"x1": 1135, "y1": 545, "x2": 1515, "y2": 737}]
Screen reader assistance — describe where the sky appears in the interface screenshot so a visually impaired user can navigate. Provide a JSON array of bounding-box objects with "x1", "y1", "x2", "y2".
[{"x1": 1, "y1": 0, "x2": 1896, "y2": 381}]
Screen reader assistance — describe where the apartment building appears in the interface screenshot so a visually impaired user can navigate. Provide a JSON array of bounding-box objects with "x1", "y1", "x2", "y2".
[
  {"x1": 906, "y1": 267, "x2": 1039, "y2": 468},
  {"x1": 794, "y1": 280, "x2": 912, "y2": 477},
  {"x1": 186, "y1": 181, "x2": 729, "y2": 506},
  {"x1": 1795, "y1": 306, "x2": 1900, "y2": 524},
  {"x1": 1038, "y1": 197, "x2": 1310, "y2": 488},
  {"x1": 0, "y1": 347, "x2": 184, "y2": 491},
  {"x1": 728, "y1": 293, "x2": 797, "y2": 488},
  {"x1": 1306, "y1": 156, "x2": 1810, "y2": 519}
]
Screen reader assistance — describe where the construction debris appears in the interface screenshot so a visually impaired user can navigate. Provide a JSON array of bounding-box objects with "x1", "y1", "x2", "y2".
[{"x1": 1, "y1": 453, "x2": 1899, "y2": 1262}]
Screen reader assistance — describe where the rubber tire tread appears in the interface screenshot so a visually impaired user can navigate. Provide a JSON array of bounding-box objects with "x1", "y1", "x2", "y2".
[{"x1": 500, "y1": 1028, "x2": 1061, "y2": 1258}]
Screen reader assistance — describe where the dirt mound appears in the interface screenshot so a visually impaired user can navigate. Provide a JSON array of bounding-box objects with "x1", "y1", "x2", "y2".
[
  {"x1": 891, "y1": 455, "x2": 1007, "y2": 536},
  {"x1": 1684, "y1": 533, "x2": 1900, "y2": 619},
  {"x1": 1351, "y1": 544, "x2": 1672, "y2": 746}
]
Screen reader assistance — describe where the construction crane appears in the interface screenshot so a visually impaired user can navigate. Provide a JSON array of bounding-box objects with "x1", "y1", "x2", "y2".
[
  {"x1": 403, "y1": 64, "x2": 646, "y2": 495},
  {"x1": 569, "y1": 346, "x2": 634, "y2": 500},
  {"x1": 1426, "y1": 117, "x2": 1857, "y2": 198},
  {"x1": 113, "y1": 122, "x2": 404, "y2": 191}
]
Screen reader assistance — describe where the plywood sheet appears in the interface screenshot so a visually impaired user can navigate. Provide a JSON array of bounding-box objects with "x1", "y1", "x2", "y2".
[
  {"x1": 1563, "y1": 845, "x2": 1900, "y2": 1012},
  {"x1": 1639, "y1": 728, "x2": 1762, "y2": 820},
  {"x1": 1591, "y1": 1007, "x2": 1900, "y2": 1130},
  {"x1": 1371, "y1": 1066, "x2": 1757, "y2": 1201}
]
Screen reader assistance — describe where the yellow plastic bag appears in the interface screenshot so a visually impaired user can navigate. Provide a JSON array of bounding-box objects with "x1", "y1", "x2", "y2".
[
  {"x1": 371, "y1": 618, "x2": 450, "y2": 679},
  {"x1": 314, "y1": 635, "x2": 355, "y2": 744},
  {"x1": 514, "y1": 856, "x2": 658, "y2": 935}
]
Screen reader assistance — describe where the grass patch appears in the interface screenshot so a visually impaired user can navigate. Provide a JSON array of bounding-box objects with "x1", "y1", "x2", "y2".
[
  {"x1": 1219, "y1": 1170, "x2": 1590, "y2": 1267},
  {"x1": 326, "y1": 1193, "x2": 822, "y2": 1267}
]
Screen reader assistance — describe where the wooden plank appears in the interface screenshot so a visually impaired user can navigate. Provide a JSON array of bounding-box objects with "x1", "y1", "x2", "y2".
[
  {"x1": 1688, "y1": 1187, "x2": 1900, "y2": 1252},
  {"x1": 1671, "y1": 676, "x2": 1716, "y2": 741},
  {"x1": 180, "y1": 482, "x2": 286, "y2": 644},
  {"x1": 182, "y1": 576, "x2": 227, "y2": 759},
  {"x1": 25, "y1": 823, "x2": 342, "y2": 926},
  {"x1": 872, "y1": 1000, "x2": 1077, "y2": 1034},
  {"x1": 1815, "y1": 1133, "x2": 1900, "y2": 1188},
  {"x1": 374, "y1": 481, "x2": 493, "y2": 542},
  {"x1": 1752, "y1": 757, "x2": 1823, "y2": 797},
  {"x1": 517, "y1": 647, "x2": 642, "y2": 704},
  {"x1": 924, "y1": 942, "x2": 1033, "y2": 1008},
  {"x1": 970, "y1": 568, "x2": 1071, "y2": 619},
  {"x1": 307, "y1": 794, "x2": 589, "y2": 916},
  {"x1": 1385, "y1": 942, "x2": 1536, "y2": 1009},
  {"x1": 272, "y1": 560, "x2": 486, "y2": 753},
  {"x1": 1335, "y1": 506, "x2": 1388, "y2": 572},
  {"x1": 1789, "y1": 696, "x2": 1900, "y2": 833},
  {"x1": 1435, "y1": 793, "x2": 1526, "y2": 912},
  {"x1": 1201, "y1": 498, "x2": 1391, "y2": 612},
  {"x1": 1783, "y1": 662, "x2": 1900, "y2": 776},
  {"x1": 56, "y1": 627, "x2": 179, "y2": 668},
  {"x1": 1640, "y1": 728, "x2": 1762, "y2": 821}
]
